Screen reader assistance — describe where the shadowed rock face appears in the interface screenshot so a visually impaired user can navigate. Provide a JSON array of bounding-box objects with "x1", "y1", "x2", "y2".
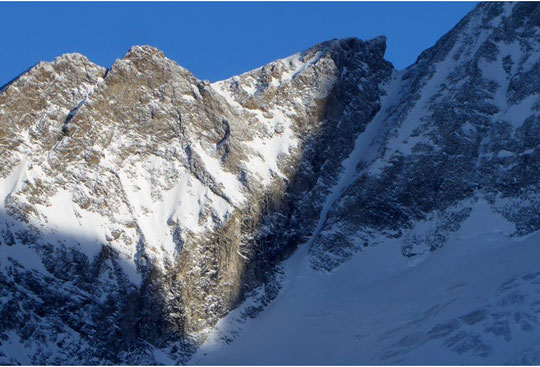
[
  {"x1": 0, "y1": 36, "x2": 393, "y2": 363},
  {"x1": 0, "y1": 2, "x2": 539, "y2": 364}
]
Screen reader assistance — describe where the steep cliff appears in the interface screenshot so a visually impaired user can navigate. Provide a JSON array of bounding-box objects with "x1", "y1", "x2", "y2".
[{"x1": 0, "y1": 2, "x2": 539, "y2": 364}]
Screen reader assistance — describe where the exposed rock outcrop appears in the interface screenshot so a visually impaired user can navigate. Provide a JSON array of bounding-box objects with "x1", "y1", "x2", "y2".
[{"x1": 0, "y1": 2, "x2": 538, "y2": 364}]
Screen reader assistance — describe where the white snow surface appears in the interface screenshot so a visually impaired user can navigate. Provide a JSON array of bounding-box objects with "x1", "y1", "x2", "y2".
[{"x1": 210, "y1": 45, "x2": 337, "y2": 189}]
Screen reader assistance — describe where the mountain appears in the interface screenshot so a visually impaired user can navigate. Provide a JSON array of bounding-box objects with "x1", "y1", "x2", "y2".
[{"x1": 0, "y1": 2, "x2": 539, "y2": 364}]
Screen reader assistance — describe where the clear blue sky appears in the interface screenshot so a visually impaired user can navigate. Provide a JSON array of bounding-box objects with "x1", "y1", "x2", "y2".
[{"x1": 1, "y1": 2, "x2": 477, "y2": 86}]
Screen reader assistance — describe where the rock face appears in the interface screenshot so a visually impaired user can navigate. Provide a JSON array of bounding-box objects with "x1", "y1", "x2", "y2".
[
  {"x1": 308, "y1": 1, "x2": 540, "y2": 269},
  {"x1": 0, "y1": 2, "x2": 538, "y2": 364}
]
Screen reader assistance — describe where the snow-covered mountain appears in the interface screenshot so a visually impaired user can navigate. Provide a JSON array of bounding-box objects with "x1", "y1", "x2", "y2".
[{"x1": 1, "y1": 2, "x2": 539, "y2": 364}]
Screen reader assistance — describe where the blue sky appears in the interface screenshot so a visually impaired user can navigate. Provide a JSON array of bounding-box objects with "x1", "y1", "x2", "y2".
[{"x1": 1, "y1": 2, "x2": 477, "y2": 86}]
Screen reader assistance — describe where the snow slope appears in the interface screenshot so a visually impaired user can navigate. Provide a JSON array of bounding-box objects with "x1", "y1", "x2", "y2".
[
  {"x1": 191, "y1": 4, "x2": 540, "y2": 362},
  {"x1": 1, "y1": 2, "x2": 539, "y2": 364},
  {"x1": 192, "y1": 203, "x2": 540, "y2": 364}
]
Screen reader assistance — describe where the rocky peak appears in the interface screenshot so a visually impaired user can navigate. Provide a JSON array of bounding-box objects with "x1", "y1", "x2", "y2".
[
  {"x1": 125, "y1": 44, "x2": 166, "y2": 60},
  {"x1": 52, "y1": 52, "x2": 100, "y2": 68},
  {"x1": 104, "y1": 45, "x2": 197, "y2": 91},
  {"x1": 322, "y1": 35, "x2": 388, "y2": 64},
  {"x1": 1, "y1": 3, "x2": 539, "y2": 364},
  {"x1": 0, "y1": 32, "x2": 396, "y2": 363},
  {"x1": 307, "y1": 1, "x2": 540, "y2": 269},
  {"x1": 0, "y1": 51, "x2": 106, "y2": 181}
]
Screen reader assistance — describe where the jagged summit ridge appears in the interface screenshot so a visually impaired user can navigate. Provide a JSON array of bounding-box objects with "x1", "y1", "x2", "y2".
[
  {"x1": 0, "y1": 33, "x2": 394, "y2": 364},
  {"x1": 1, "y1": 2, "x2": 540, "y2": 364},
  {"x1": 126, "y1": 44, "x2": 166, "y2": 58}
]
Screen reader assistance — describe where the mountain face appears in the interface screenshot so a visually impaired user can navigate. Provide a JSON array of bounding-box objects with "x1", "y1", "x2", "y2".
[
  {"x1": 308, "y1": 0, "x2": 540, "y2": 269},
  {"x1": 0, "y1": 2, "x2": 539, "y2": 365}
]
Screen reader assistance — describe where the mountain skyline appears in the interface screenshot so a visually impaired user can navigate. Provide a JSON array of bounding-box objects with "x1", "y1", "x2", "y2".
[
  {"x1": 1, "y1": 1, "x2": 539, "y2": 364},
  {"x1": 0, "y1": 2, "x2": 477, "y2": 87}
]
